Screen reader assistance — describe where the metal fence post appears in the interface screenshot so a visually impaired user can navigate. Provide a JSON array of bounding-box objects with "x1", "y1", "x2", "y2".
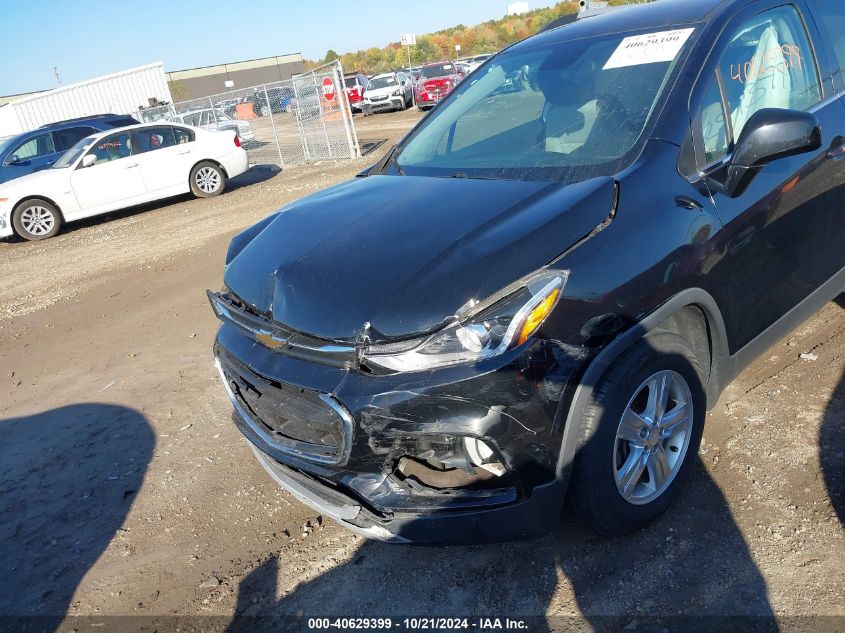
[
  {"x1": 311, "y1": 72, "x2": 333, "y2": 159},
  {"x1": 263, "y1": 84, "x2": 285, "y2": 168},
  {"x1": 291, "y1": 78, "x2": 311, "y2": 161},
  {"x1": 334, "y1": 62, "x2": 359, "y2": 159}
]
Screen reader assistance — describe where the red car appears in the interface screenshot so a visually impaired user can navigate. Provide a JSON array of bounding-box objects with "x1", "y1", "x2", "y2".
[
  {"x1": 414, "y1": 61, "x2": 464, "y2": 110},
  {"x1": 343, "y1": 73, "x2": 369, "y2": 112}
]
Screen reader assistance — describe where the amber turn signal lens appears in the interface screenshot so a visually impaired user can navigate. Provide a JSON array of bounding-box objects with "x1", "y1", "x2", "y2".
[{"x1": 517, "y1": 288, "x2": 560, "y2": 346}]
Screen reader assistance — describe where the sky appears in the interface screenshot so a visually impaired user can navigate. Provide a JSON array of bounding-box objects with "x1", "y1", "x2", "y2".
[{"x1": 0, "y1": 0, "x2": 560, "y2": 96}]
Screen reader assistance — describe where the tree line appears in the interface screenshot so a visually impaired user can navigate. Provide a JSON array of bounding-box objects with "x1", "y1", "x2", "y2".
[{"x1": 306, "y1": 1, "x2": 581, "y2": 74}]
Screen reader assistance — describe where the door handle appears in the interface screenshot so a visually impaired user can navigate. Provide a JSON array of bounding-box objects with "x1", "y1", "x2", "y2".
[
  {"x1": 124, "y1": 163, "x2": 139, "y2": 169},
  {"x1": 674, "y1": 195, "x2": 704, "y2": 211},
  {"x1": 176, "y1": 149, "x2": 191, "y2": 155},
  {"x1": 828, "y1": 137, "x2": 845, "y2": 161},
  {"x1": 828, "y1": 145, "x2": 845, "y2": 161}
]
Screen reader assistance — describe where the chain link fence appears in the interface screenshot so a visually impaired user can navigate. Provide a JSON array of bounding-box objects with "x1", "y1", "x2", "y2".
[{"x1": 132, "y1": 61, "x2": 360, "y2": 168}]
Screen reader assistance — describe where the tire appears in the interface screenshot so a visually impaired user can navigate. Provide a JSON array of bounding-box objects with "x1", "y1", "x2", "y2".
[
  {"x1": 190, "y1": 161, "x2": 227, "y2": 198},
  {"x1": 12, "y1": 198, "x2": 62, "y2": 241},
  {"x1": 570, "y1": 330, "x2": 706, "y2": 536}
]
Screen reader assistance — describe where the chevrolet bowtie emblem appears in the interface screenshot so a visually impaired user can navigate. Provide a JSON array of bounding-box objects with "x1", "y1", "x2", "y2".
[{"x1": 255, "y1": 329, "x2": 288, "y2": 349}]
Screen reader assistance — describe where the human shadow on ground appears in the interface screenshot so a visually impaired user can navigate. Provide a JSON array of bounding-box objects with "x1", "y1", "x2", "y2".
[
  {"x1": 0, "y1": 404, "x2": 154, "y2": 629},
  {"x1": 819, "y1": 294, "x2": 845, "y2": 525}
]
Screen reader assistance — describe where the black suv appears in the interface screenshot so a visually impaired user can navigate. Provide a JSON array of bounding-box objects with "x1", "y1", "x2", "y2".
[{"x1": 209, "y1": 0, "x2": 845, "y2": 543}]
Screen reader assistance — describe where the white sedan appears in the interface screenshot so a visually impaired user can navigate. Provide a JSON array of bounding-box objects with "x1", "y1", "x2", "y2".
[{"x1": 0, "y1": 123, "x2": 249, "y2": 241}]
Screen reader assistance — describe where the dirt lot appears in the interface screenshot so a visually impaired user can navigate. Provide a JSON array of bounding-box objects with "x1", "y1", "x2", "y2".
[{"x1": 0, "y1": 107, "x2": 842, "y2": 632}]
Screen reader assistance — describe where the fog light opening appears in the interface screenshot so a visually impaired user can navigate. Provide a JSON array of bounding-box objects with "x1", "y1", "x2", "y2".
[
  {"x1": 463, "y1": 437, "x2": 507, "y2": 477},
  {"x1": 393, "y1": 435, "x2": 508, "y2": 491},
  {"x1": 397, "y1": 457, "x2": 496, "y2": 490}
]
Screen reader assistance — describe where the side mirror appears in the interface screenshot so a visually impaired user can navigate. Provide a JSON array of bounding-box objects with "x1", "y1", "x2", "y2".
[
  {"x1": 715, "y1": 108, "x2": 821, "y2": 197},
  {"x1": 5, "y1": 155, "x2": 22, "y2": 166},
  {"x1": 81, "y1": 154, "x2": 98, "y2": 168}
]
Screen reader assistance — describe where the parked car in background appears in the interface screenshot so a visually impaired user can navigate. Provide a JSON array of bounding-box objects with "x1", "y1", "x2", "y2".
[
  {"x1": 343, "y1": 73, "x2": 369, "y2": 112},
  {"x1": 362, "y1": 72, "x2": 413, "y2": 114},
  {"x1": 415, "y1": 61, "x2": 464, "y2": 110},
  {"x1": 455, "y1": 61, "x2": 472, "y2": 76},
  {"x1": 208, "y1": 0, "x2": 845, "y2": 544},
  {"x1": 465, "y1": 53, "x2": 495, "y2": 72},
  {"x1": 243, "y1": 86, "x2": 295, "y2": 117},
  {"x1": 0, "y1": 124, "x2": 248, "y2": 241},
  {"x1": 168, "y1": 108, "x2": 255, "y2": 142},
  {"x1": 288, "y1": 84, "x2": 322, "y2": 121},
  {"x1": 0, "y1": 114, "x2": 140, "y2": 185},
  {"x1": 399, "y1": 67, "x2": 423, "y2": 81}
]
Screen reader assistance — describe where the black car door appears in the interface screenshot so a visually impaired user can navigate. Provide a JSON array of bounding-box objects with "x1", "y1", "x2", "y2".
[{"x1": 685, "y1": 0, "x2": 845, "y2": 352}]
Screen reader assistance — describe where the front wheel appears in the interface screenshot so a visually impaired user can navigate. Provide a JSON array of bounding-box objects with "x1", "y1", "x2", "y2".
[
  {"x1": 570, "y1": 331, "x2": 705, "y2": 536},
  {"x1": 12, "y1": 199, "x2": 62, "y2": 241},
  {"x1": 190, "y1": 161, "x2": 227, "y2": 198}
]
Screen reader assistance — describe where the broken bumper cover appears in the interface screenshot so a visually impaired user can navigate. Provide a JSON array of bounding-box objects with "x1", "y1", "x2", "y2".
[
  {"x1": 251, "y1": 442, "x2": 566, "y2": 544},
  {"x1": 214, "y1": 321, "x2": 589, "y2": 544}
]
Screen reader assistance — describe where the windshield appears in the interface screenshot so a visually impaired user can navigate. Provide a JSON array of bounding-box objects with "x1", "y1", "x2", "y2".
[
  {"x1": 53, "y1": 136, "x2": 95, "y2": 168},
  {"x1": 396, "y1": 28, "x2": 694, "y2": 182},
  {"x1": 368, "y1": 75, "x2": 399, "y2": 90},
  {"x1": 420, "y1": 64, "x2": 456, "y2": 79}
]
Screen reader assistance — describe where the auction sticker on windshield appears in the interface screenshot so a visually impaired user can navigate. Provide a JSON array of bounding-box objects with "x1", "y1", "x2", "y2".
[{"x1": 603, "y1": 28, "x2": 695, "y2": 69}]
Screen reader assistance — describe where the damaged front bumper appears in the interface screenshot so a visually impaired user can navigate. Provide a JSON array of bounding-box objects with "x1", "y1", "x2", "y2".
[{"x1": 213, "y1": 309, "x2": 591, "y2": 544}]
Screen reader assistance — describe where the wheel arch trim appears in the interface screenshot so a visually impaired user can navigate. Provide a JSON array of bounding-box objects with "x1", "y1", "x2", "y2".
[{"x1": 554, "y1": 288, "x2": 730, "y2": 483}]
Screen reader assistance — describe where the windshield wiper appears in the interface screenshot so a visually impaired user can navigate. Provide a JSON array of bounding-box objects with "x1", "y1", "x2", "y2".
[{"x1": 376, "y1": 144, "x2": 405, "y2": 176}]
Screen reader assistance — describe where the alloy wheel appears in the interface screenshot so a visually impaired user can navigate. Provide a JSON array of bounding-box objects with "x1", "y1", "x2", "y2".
[
  {"x1": 613, "y1": 369, "x2": 693, "y2": 505},
  {"x1": 195, "y1": 167, "x2": 221, "y2": 194},
  {"x1": 20, "y1": 206, "x2": 55, "y2": 236}
]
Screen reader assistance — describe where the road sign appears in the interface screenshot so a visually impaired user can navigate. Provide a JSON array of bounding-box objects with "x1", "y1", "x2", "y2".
[
  {"x1": 322, "y1": 76, "x2": 336, "y2": 101},
  {"x1": 401, "y1": 33, "x2": 416, "y2": 46}
]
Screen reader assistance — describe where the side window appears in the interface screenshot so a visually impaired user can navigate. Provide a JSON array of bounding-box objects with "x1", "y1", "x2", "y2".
[
  {"x1": 6, "y1": 133, "x2": 56, "y2": 163},
  {"x1": 173, "y1": 127, "x2": 195, "y2": 144},
  {"x1": 811, "y1": 0, "x2": 845, "y2": 91},
  {"x1": 133, "y1": 127, "x2": 176, "y2": 154},
  {"x1": 183, "y1": 112, "x2": 201, "y2": 127},
  {"x1": 694, "y1": 5, "x2": 821, "y2": 168},
  {"x1": 86, "y1": 132, "x2": 132, "y2": 165},
  {"x1": 54, "y1": 127, "x2": 96, "y2": 152}
]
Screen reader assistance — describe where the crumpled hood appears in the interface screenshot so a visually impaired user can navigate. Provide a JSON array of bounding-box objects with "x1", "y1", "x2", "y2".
[{"x1": 224, "y1": 174, "x2": 615, "y2": 341}]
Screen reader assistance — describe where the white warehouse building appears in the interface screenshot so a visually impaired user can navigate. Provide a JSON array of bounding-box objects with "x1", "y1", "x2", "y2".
[{"x1": 0, "y1": 62, "x2": 172, "y2": 138}]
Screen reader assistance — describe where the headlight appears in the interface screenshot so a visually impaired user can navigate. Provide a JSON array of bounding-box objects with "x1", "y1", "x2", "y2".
[
  {"x1": 362, "y1": 273, "x2": 566, "y2": 372},
  {"x1": 391, "y1": 89, "x2": 401, "y2": 96}
]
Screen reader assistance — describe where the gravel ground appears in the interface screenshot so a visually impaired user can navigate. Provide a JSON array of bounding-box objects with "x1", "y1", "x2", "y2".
[{"x1": 0, "y1": 107, "x2": 842, "y2": 632}]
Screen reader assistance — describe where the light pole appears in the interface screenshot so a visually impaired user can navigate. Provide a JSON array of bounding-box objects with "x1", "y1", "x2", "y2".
[{"x1": 401, "y1": 33, "x2": 416, "y2": 69}]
